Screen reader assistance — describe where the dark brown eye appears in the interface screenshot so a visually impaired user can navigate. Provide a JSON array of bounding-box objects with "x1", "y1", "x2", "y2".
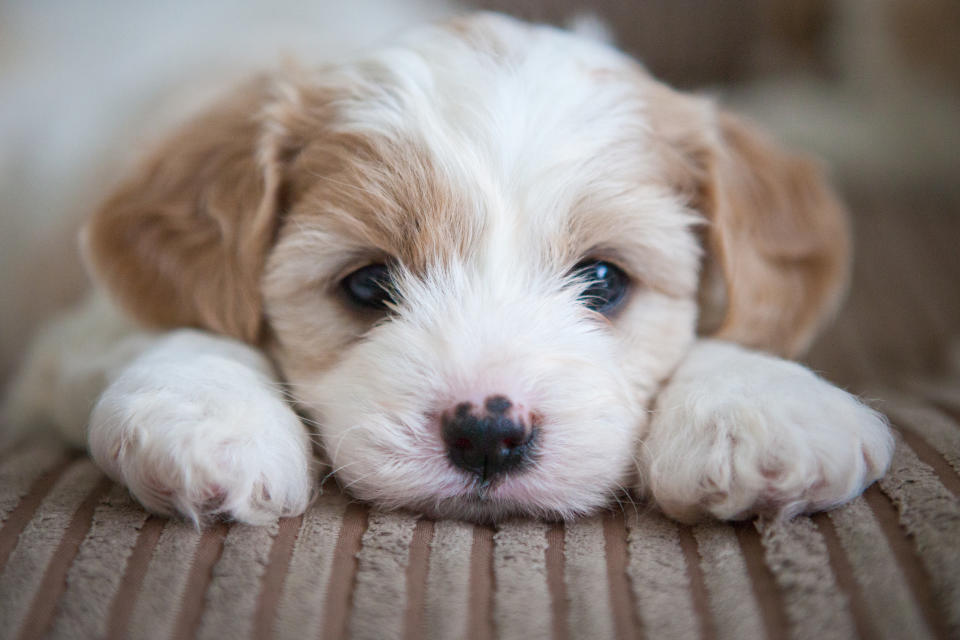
[
  {"x1": 573, "y1": 260, "x2": 629, "y2": 314},
  {"x1": 342, "y1": 264, "x2": 394, "y2": 310}
]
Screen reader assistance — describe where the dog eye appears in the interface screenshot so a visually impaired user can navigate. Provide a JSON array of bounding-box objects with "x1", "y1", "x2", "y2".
[
  {"x1": 342, "y1": 263, "x2": 394, "y2": 310},
  {"x1": 573, "y1": 260, "x2": 629, "y2": 313}
]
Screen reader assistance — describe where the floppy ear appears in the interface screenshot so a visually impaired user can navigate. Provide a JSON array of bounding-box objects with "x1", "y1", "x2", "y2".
[
  {"x1": 83, "y1": 79, "x2": 294, "y2": 343},
  {"x1": 698, "y1": 111, "x2": 850, "y2": 357},
  {"x1": 649, "y1": 84, "x2": 850, "y2": 358}
]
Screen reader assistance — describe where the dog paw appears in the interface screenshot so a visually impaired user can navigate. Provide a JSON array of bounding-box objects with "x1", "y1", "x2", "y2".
[
  {"x1": 87, "y1": 331, "x2": 315, "y2": 525},
  {"x1": 641, "y1": 341, "x2": 894, "y2": 522}
]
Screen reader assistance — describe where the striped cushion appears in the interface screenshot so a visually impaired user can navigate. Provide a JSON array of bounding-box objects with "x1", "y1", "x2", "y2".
[{"x1": 0, "y1": 384, "x2": 958, "y2": 639}]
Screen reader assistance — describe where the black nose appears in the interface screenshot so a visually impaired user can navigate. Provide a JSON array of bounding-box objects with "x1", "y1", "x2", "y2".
[{"x1": 441, "y1": 396, "x2": 536, "y2": 481}]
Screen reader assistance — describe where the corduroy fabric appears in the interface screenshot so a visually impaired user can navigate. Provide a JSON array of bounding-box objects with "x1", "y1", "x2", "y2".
[
  {"x1": 1, "y1": 193, "x2": 959, "y2": 639},
  {"x1": 1, "y1": 392, "x2": 958, "y2": 640}
]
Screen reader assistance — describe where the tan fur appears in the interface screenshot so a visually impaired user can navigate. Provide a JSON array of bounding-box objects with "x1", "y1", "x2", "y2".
[
  {"x1": 645, "y1": 81, "x2": 849, "y2": 358},
  {"x1": 85, "y1": 41, "x2": 849, "y2": 361},
  {"x1": 705, "y1": 112, "x2": 849, "y2": 357},
  {"x1": 288, "y1": 131, "x2": 475, "y2": 274},
  {"x1": 83, "y1": 79, "x2": 289, "y2": 344},
  {"x1": 263, "y1": 87, "x2": 480, "y2": 377},
  {"x1": 85, "y1": 76, "x2": 478, "y2": 349}
]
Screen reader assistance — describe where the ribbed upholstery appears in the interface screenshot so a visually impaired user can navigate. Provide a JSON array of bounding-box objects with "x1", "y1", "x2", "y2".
[
  {"x1": 2, "y1": 177, "x2": 959, "y2": 640},
  {"x1": 0, "y1": 383, "x2": 958, "y2": 640}
]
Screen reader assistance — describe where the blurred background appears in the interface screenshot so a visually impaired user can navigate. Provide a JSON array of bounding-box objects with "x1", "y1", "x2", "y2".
[{"x1": 2, "y1": 0, "x2": 958, "y2": 394}]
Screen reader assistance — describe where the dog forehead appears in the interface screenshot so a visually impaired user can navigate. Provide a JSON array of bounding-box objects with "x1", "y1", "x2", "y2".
[
  {"x1": 375, "y1": 17, "x2": 654, "y2": 213},
  {"x1": 288, "y1": 17, "x2": 674, "y2": 274}
]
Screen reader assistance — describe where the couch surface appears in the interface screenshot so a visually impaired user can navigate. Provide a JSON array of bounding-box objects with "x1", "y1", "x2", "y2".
[
  {"x1": 1, "y1": 192, "x2": 959, "y2": 640},
  {"x1": 0, "y1": 390, "x2": 958, "y2": 640}
]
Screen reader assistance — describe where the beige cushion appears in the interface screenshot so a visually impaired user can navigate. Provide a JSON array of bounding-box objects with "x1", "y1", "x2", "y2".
[
  {"x1": 3, "y1": 180, "x2": 960, "y2": 640},
  {"x1": 1, "y1": 380, "x2": 958, "y2": 639}
]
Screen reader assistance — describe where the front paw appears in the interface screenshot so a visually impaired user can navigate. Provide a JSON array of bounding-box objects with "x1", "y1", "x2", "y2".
[
  {"x1": 642, "y1": 342, "x2": 894, "y2": 522},
  {"x1": 88, "y1": 343, "x2": 315, "y2": 525}
]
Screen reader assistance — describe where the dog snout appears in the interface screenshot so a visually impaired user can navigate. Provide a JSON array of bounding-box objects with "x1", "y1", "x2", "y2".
[{"x1": 441, "y1": 395, "x2": 537, "y2": 481}]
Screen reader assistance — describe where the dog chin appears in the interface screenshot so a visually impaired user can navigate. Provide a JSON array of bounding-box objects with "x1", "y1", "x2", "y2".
[
  {"x1": 407, "y1": 495, "x2": 577, "y2": 524},
  {"x1": 344, "y1": 466, "x2": 627, "y2": 523}
]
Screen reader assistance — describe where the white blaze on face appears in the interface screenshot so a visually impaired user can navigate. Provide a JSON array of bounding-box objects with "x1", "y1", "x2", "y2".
[{"x1": 263, "y1": 15, "x2": 702, "y2": 520}]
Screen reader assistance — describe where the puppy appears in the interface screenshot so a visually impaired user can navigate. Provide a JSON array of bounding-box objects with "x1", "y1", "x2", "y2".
[{"x1": 3, "y1": 13, "x2": 894, "y2": 525}]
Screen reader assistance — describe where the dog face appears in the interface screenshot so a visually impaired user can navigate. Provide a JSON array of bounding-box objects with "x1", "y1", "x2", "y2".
[{"x1": 84, "y1": 14, "x2": 850, "y2": 521}]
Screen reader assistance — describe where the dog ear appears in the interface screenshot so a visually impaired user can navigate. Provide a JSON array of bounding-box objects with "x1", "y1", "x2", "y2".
[
  {"x1": 83, "y1": 79, "x2": 295, "y2": 343},
  {"x1": 698, "y1": 111, "x2": 850, "y2": 357},
  {"x1": 649, "y1": 85, "x2": 850, "y2": 358}
]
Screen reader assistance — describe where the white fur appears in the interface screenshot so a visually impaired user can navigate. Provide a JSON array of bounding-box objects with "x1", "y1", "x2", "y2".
[
  {"x1": 1, "y1": 294, "x2": 155, "y2": 448},
  {"x1": 0, "y1": 0, "x2": 456, "y2": 389},
  {"x1": 2, "y1": 12, "x2": 895, "y2": 526},
  {"x1": 642, "y1": 340, "x2": 895, "y2": 521},
  {"x1": 87, "y1": 331, "x2": 314, "y2": 525},
  {"x1": 263, "y1": 16, "x2": 701, "y2": 520},
  {"x1": 295, "y1": 264, "x2": 648, "y2": 520},
  {"x1": 2, "y1": 297, "x2": 316, "y2": 525}
]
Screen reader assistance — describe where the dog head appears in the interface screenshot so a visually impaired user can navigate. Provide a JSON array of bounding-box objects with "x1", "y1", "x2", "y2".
[{"x1": 84, "y1": 13, "x2": 849, "y2": 520}]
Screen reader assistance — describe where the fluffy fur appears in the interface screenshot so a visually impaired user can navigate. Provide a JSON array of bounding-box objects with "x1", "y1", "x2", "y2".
[
  {"x1": 3, "y1": 13, "x2": 893, "y2": 524},
  {"x1": 88, "y1": 330, "x2": 314, "y2": 525}
]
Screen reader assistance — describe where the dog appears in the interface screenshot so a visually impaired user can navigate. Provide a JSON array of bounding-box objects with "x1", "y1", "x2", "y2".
[{"x1": 2, "y1": 12, "x2": 894, "y2": 525}]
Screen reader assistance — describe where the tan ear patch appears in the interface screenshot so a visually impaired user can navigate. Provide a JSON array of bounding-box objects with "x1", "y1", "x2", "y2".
[
  {"x1": 84, "y1": 79, "x2": 292, "y2": 343},
  {"x1": 705, "y1": 113, "x2": 850, "y2": 357},
  {"x1": 647, "y1": 82, "x2": 850, "y2": 357}
]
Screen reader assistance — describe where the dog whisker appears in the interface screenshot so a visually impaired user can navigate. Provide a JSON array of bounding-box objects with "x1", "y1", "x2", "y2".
[
  {"x1": 338, "y1": 470, "x2": 379, "y2": 493},
  {"x1": 329, "y1": 423, "x2": 367, "y2": 467},
  {"x1": 609, "y1": 478, "x2": 640, "y2": 520},
  {"x1": 321, "y1": 460, "x2": 362, "y2": 485}
]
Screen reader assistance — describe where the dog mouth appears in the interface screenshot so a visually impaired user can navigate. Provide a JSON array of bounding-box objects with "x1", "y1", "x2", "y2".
[
  {"x1": 409, "y1": 490, "x2": 565, "y2": 523},
  {"x1": 459, "y1": 471, "x2": 520, "y2": 505},
  {"x1": 417, "y1": 463, "x2": 606, "y2": 523},
  {"x1": 409, "y1": 485, "x2": 602, "y2": 524},
  {"x1": 328, "y1": 447, "x2": 620, "y2": 523}
]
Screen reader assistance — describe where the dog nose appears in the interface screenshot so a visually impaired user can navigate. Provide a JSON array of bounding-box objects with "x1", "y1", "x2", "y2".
[{"x1": 441, "y1": 395, "x2": 536, "y2": 481}]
